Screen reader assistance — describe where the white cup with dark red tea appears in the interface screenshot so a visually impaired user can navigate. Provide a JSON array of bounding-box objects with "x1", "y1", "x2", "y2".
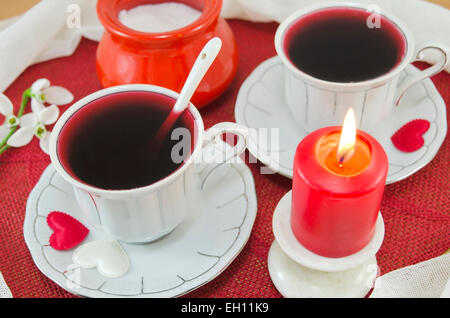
[
  {"x1": 275, "y1": 2, "x2": 448, "y2": 133},
  {"x1": 49, "y1": 84, "x2": 248, "y2": 243}
]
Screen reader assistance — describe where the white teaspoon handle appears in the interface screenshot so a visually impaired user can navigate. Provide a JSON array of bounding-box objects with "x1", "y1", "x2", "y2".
[{"x1": 173, "y1": 37, "x2": 222, "y2": 112}]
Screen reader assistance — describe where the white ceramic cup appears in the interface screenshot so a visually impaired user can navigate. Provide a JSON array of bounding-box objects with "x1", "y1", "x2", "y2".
[
  {"x1": 275, "y1": 2, "x2": 448, "y2": 133},
  {"x1": 49, "y1": 84, "x2": 248, "y2": 243}
]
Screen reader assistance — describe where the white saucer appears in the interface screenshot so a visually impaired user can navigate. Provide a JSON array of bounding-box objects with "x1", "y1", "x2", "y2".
[
  {"x1": 272, "y1": 191, "x2": 384, "y2": 272},
  {"x1": 235, "y1": 56, "x2": 447, "y2": 184},
  {"x1": 24, "y1": 157, "x2": 257, "y2": 297}
]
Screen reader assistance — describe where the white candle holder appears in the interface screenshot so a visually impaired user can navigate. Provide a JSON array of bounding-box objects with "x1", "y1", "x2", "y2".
[{"x1": 268, "y1": 191, "x2": 385, "y2": 298}]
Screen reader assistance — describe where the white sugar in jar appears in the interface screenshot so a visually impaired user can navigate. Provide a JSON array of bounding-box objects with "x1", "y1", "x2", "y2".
[{"x1": 118, "y1": 3, "x2": 202, "y2": 33}]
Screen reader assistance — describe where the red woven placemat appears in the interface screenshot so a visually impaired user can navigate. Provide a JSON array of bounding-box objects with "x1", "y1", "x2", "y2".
[{"x1": 0, "y1": 20, "x2": 448, "y2": 298}]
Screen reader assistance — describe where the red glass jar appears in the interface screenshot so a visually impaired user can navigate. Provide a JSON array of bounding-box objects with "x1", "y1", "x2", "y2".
[{"x1": 96, "y1": 0, "x2": 238, "y2": 108}]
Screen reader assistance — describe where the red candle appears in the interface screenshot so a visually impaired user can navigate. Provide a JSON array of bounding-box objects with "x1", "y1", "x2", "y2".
[{"x1": 291, "y1": 109, "x2": 388, "y2": 258}]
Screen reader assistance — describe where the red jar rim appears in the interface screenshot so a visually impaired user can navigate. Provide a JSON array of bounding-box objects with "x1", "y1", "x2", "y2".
[{"x1": 97, "y1": 0, "x2": 222, "y2": 43}]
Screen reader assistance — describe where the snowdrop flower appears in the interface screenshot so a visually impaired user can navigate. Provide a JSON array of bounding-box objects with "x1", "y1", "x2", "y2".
[
  {"x1": 7, "y1": 104, "x2": 59, "y2": 154},
  {"x1": 0, "y1": 93, "x2": 19, "y2": 141},
  {"x1": 30, "y1": 78, "x2": 73, "y2": 113}
]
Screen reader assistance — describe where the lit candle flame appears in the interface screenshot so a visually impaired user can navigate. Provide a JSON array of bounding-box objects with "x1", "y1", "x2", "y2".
[{"x1": 337, "y1": 108, "x2": 356, "y2": 166}]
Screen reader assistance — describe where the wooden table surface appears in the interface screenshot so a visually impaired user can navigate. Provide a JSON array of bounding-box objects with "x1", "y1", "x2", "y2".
[{"x1": 0, "y1": 0, "x2": 448, "y2": 20}]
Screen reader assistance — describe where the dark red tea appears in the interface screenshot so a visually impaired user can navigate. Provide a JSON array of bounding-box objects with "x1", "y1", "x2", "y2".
[
  {"x1": 284, "y1": 8, "x2": 406, "y2": 82},
  {"x1": 57, "y1": 91, "x2": 196, "y2": 190}
]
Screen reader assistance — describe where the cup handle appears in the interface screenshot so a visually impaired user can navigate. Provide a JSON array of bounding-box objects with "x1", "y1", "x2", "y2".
[
  {"x1": 395, "y1": 42, "x2": 448, "y2": 105},
  {"x1": 196, "y1": 122, "x2": 248, "y2": 190}
]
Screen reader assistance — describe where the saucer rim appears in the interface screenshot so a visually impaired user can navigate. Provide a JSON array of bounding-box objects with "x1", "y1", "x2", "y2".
[
  {"x1": 235, "y1": 56, "x2": 447, "y2": 184},
  {"x1": 23, "y1": 153, "x2": 257, "y2": 298}
]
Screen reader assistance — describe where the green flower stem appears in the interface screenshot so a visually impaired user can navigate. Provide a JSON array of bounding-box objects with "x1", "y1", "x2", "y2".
[
  {"x1": 0, "y1": 88, "x2": 31, "y2": 154},
  {"x1": 0, "y1": 143, "x2": 8, "y2": 155}
]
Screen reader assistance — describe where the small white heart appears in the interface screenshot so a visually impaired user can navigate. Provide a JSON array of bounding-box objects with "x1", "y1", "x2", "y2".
[{"x1": 72, "y1": 240, "x2": 129, "y2": 278}]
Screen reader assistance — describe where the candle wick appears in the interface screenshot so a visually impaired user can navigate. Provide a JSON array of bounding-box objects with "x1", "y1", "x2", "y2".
[
  {"x1": 338, "y1": 154, "x2": 345, "y2": 167},
  {"x1": 337, "y1": 147, "x2": 355, "y2": 167}
]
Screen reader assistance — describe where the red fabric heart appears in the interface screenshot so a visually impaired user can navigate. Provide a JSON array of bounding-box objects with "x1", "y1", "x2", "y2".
[
  {"x1": 47, "y1": 211, "x2": 89, "y2": 250},
  {"x1": 391, "y1": 119, "x2": 430, "y2": 152}
]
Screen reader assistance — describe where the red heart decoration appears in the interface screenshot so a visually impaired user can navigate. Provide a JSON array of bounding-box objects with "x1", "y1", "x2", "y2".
[
  {"x1": 391, "y1": 119, "x2": 430, "y2": 152},
  {"x1": 47, "y1": 211, "x2": 89, "y2": 250}
]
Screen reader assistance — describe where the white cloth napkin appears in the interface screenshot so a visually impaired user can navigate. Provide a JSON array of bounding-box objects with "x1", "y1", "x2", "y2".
[
  {"x1": 0, "y1": 0, "x2": 71, "y2": 92},
  {"x1": 370, "y1": 253, "x2": 450, "y2": 298},
  {"x1": 0, "y1": 0, "x2": 100, "y2": 92},
  {"x1": 0, "y1": 271, "x2": 12, "y2": 298},
  {"x1": 0, "y1": 0, "x2": 448, "y2": 92}
]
